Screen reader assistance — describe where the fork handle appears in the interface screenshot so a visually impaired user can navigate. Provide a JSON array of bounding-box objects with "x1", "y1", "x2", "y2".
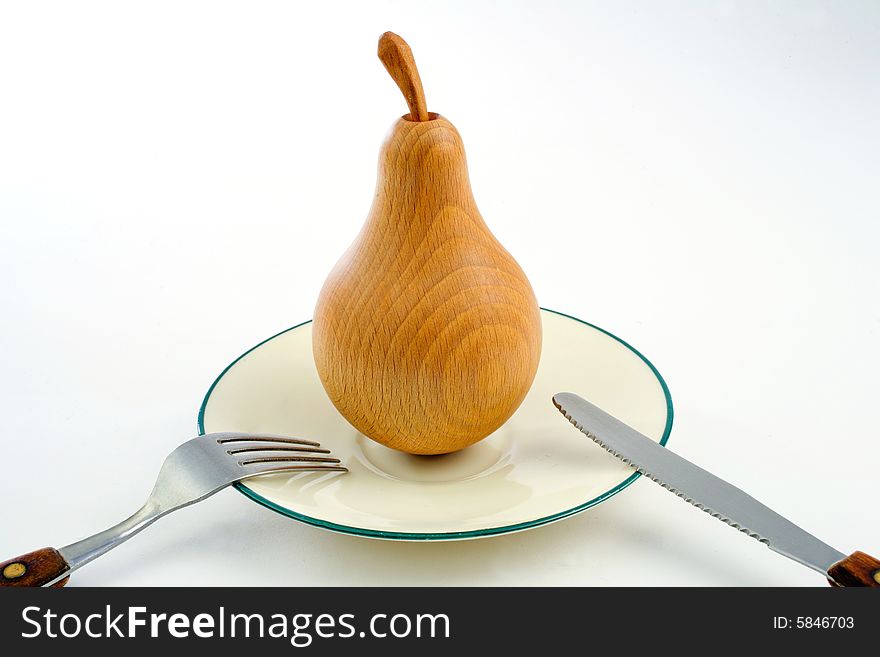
[
  {"x1": 1, "y1": 502, "x2": 163, "y2": 587},
  {"x1": 0, "y1": 548, "x2": 70, "y2": 587}
]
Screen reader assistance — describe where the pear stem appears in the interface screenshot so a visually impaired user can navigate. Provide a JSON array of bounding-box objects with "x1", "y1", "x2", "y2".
[{"x1": 378, "y1": 32, "x2": 430, "y2": 121}]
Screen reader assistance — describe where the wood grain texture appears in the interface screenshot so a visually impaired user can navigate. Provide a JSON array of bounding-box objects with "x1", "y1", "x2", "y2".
[
  {"x1": 313, "y1": 114, "x2": 542, "y2": 455},
  {"x1": 0, "y1": 547, "x2": 69, "y2": 587},
  {"x1": 378, "y1": 32, "x2": 429, "y2": 121},
  {"x1": 827, "y1": 551, "x2": 880, "y2": 587}
]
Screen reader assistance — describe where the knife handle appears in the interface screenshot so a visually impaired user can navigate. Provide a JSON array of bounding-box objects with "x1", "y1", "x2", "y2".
[
  {"x1": 827, "y1": 551, "x2": 880, "y2": 587},
  {"x1": 0, "y1": 548, "x2": 70, "y2": 587}
]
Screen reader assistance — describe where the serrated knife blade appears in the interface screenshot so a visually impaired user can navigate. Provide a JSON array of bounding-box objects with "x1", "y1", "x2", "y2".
[{"x1": 551, "y1": 392, "x2": 880, "y2": 585}]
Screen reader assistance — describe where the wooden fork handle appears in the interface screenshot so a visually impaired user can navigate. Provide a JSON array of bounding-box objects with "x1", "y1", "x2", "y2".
[
  {"x1": 0, "y1": 548, "x2": 70, "y2": 587},
  {"x1": 827, "y1": 551, "x2": 880, "y2": 587}
]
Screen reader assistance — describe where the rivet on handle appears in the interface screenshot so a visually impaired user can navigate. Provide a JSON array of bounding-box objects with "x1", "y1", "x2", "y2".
[{"x1": 2, "y1": 562, "x2": 26, "y2": 579}]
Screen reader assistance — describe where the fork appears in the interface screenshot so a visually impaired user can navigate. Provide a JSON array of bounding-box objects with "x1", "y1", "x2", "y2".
[{"x1": 0, "y1": 432, "x2": 347, "y2": 587}]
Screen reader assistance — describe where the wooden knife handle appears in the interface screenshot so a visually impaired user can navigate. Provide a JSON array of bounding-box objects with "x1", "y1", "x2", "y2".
[
  {"x1": 827, "y1": 551, "x2": 880, "y2": 587},
  {"x1": 0, "y1": 548, "x2": 70, "y2": 587}
]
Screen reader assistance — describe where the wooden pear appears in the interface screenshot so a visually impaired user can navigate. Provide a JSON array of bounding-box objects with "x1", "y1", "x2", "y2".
[{"x1": 313, "y1": 32, "x2": 542, "y2": 455}]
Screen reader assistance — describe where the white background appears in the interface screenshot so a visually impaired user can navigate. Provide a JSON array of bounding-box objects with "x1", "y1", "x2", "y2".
[{"x1": 1, "y1": 1, "x2": 877, "y2": 586}]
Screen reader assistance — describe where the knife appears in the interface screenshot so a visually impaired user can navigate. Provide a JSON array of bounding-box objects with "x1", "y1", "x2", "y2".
[{"x1": 552, "y1": 392, "x2": 880, "y2": 587}]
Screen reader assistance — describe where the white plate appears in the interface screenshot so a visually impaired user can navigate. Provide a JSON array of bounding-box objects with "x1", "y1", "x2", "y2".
[{"x1": 198, "y1": 309, "x2": 673, "y2": 540}]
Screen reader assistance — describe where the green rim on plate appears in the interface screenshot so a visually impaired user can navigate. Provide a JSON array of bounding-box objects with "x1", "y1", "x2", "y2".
[{"x1": 198, "y1": 307, "x2": 674, "y2": 540}]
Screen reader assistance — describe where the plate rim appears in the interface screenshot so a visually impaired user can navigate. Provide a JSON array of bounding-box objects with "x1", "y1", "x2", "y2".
[{"x1": 198, "y1": 307, "x2": 674, "y2": 541}]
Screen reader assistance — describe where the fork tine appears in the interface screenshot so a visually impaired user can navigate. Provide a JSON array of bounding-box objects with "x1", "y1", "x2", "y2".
[
  {"x1": 238, "y1": 455, "x2": 341, "y2": 466},
  {"x1": 208, "y1": 432, "x2": 348, "y2": 477},
  {"x1": 226, "y1": 445, "x2": 331, "y2": 455},
  {"x1": 216, "y1": 435, "x2": 321, "y2": 447},
  {"x1": 239, "y1": 464, "x2": 348, "y2": 477}
]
